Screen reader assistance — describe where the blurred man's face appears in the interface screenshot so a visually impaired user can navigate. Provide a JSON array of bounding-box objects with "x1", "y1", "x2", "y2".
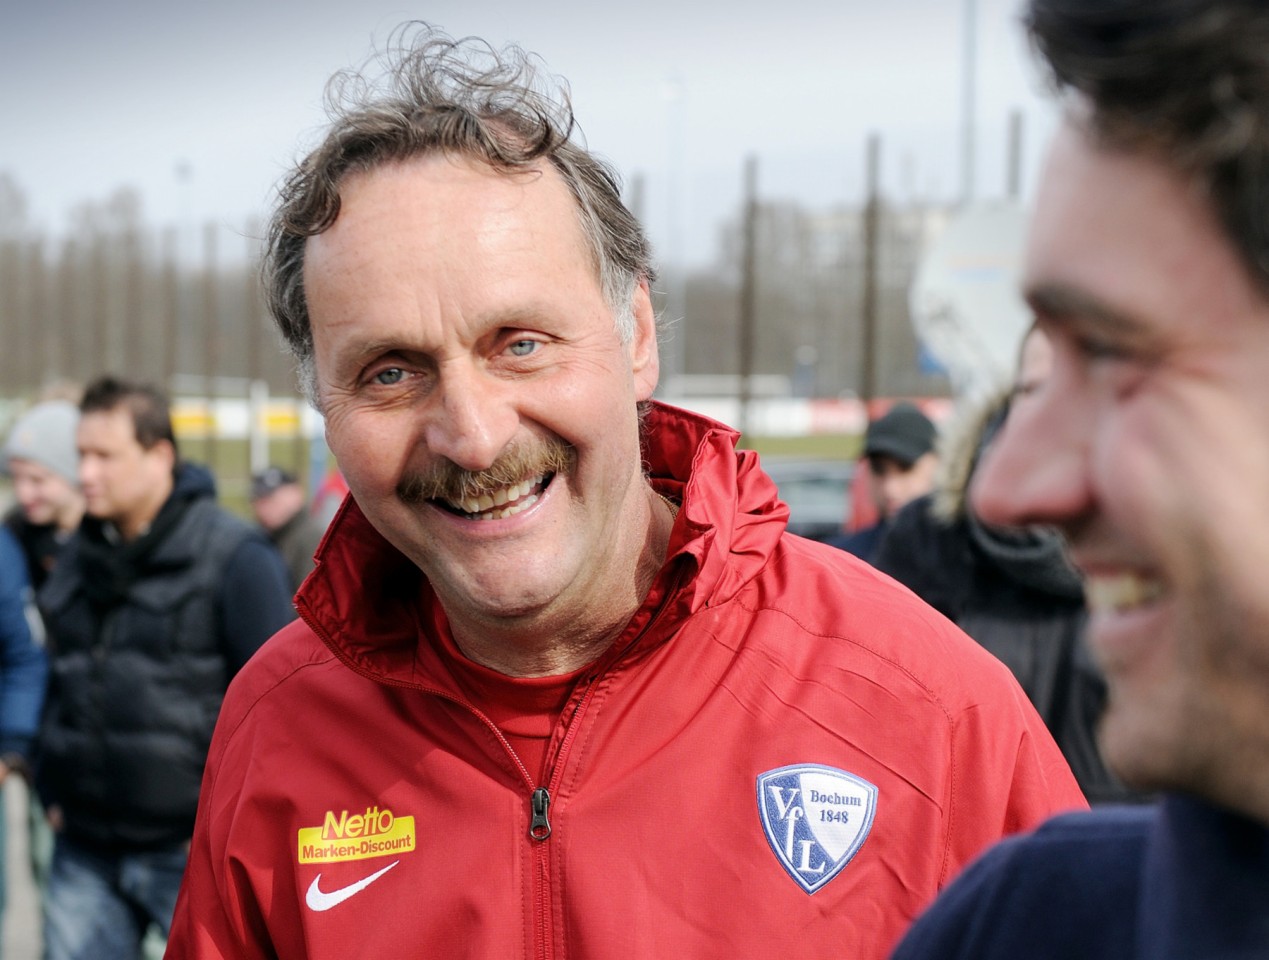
[
  {"x1": 253, "y1": 484, "x2": 305, "y2": 532},
  {"x1": 8, "y1": 458, "x2": 80, "y2": 529},
  {"x1": 869, "y1": 452, "x2": 938, "y2": 520},
  {"x1": 971, "y1": 117, "x2": 1269, "y2": 814},
  {"x1": 305, "y1": 155, "x2": 659, "y2": 660},
  {"x1": 78, "y1": 408, "x2": 175, "y2": 539}
]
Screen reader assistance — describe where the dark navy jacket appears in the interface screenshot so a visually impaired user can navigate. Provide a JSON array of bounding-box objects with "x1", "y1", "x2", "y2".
[
  {"x1": 825, "y1": 519, "x2": 889, "y2": 565},
  {"x1": 891, "y1": 794, "x2": 1269, "y2": 959}
]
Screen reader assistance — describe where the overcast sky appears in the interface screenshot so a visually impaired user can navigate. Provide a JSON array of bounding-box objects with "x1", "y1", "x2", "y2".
[{"x1": 2, "y1": 0, "x2": 1057, "y2": 268}]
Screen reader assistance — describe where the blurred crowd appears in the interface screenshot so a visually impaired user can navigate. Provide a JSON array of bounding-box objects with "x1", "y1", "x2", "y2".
[{"x1": 0, "y1": 378, "x2": 335, "y2": 958}]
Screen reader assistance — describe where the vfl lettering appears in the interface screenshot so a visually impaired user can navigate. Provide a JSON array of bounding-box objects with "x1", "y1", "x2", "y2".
[
  {"x1": 782, "y1": 801, "x2": 804, "y2": 862},
  {"x1": 757, "y1": 764, "x2": 879, "y2": 894},
  {"x1": 797, "y1": 840, "x2": 826, "y2": 875},
  {"x1": 778, "y1": 805, "x2": 831, "y2": 877},
  {"x1": 768, "y1": 785, "x2": 800, "y2": 821},
  {"x1": 298, "y1": 805, "x2": 417, "y2": 864}
]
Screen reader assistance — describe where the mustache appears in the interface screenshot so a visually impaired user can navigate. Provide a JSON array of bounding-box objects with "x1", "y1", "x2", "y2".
[{"x1": 396, "y1": 439, "x2": 577, "y2": 505}]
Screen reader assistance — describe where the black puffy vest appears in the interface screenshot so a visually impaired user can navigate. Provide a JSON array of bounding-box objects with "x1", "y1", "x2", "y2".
[{"x1": 38, "y1": 498, "x2": 253, "y2": 851}]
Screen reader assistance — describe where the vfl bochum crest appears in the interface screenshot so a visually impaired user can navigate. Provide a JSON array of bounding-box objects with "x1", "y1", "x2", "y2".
[{"x1": 757, "y1": 763, "x2": 878, "y2": 894}]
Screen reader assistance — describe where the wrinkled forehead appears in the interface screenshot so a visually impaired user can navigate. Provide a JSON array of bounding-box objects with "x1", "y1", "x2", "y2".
[{"x1": 306, "y1": 153, "x2": 593, "y2": 285}]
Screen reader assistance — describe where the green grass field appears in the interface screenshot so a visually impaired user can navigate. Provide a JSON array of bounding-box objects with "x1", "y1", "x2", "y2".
[{"x1": 742, "y1": 433, "x2": 861, "y2": 461}]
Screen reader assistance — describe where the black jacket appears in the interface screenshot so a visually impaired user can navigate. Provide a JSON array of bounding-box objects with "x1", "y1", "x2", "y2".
[{"x1": 37, "y1": 462, "x2": 293, "y2": 851}]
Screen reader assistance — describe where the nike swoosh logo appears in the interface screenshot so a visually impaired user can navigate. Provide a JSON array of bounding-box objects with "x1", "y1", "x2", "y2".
[{"x1": 305, "y1": 860, "x2": 400, "y2": 912}]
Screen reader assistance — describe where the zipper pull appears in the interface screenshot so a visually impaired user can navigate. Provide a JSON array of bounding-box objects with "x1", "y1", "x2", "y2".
[{"x1": 529, "y1": 787, "x2": 552, "y2": 841}]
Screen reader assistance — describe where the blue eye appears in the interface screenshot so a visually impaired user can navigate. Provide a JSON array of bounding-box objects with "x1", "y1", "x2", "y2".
[
  {"x1": 374, "y1": 368, "x2": 405, "y2": 385},
  {"x1": 508, "y1": 340, "x2": 538, "y2": 357}
]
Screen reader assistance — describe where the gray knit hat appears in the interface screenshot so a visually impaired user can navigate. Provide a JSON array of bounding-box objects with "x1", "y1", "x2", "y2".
[{"x1": 2, "y1": 400, "x2": 81, "y2": 485}]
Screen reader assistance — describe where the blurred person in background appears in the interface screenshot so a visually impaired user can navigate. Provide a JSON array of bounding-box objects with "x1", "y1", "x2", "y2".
[
  {"x1": 875, "y1": 328, "x2": 1142, "y2": 805},
  {"x1": 2, "y1": 397, "x2": 85, "y2": 906},
  {"x1": 827, "y1": 401, "x2": 939, "y2": 564},
  {"x1": 0, "y1": 525, "x2": 47, "y2": 959},
  {"x1": 892, "y1": 0, "x2": 1269, "y2": 955},
  {"x1": 36, "y1": 375, "x2": 293, "y2": 960},
  {"x1": 2, "y1": 399, "x2": 85, "y2": 591},
  {"x1": 250, "y1": 466, "x2": 327, "y2": 593},
  {"x1": 309, "y1": 465, "x2": 349, "y2": 530},
  {"x1": 166, "y1": 24, "x2": 1084, "y2": 960}
]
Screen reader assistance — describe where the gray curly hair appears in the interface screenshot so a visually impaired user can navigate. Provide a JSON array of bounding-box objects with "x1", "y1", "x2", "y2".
[{"x1": 263, "y1": 22, "x2": 657, "y2": 406}]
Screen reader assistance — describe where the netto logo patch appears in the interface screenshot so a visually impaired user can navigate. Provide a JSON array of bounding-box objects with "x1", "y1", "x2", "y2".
[{"x1": 298, "y1": 806, "x2": 416, "y2": 864}]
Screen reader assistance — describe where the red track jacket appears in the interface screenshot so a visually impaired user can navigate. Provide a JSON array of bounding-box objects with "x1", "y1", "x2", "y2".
[{"x1": 167, "y1": 402, "x2": 1085, "y2": 959}]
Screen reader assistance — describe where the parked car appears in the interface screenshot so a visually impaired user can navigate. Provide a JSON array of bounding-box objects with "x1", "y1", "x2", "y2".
[{"x1": 760, "y1": 457, "x2": 855, "y2": 543}]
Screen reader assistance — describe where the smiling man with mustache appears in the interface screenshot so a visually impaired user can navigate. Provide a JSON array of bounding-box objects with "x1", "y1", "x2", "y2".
[{"x1": 166, "y1": 23, "x2": 1084, "y2": 960}]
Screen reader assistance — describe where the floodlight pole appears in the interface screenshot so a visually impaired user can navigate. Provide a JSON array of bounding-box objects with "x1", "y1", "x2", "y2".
[
  {"x1": 738, "y1": 154, "x2": 759, "y2": 443},
  {"x1": 860, "y1": 134, "x2": 881, "y2": 406},
  {"x1": 961, "y1": 0, "x2": 978, "y2": 206}
]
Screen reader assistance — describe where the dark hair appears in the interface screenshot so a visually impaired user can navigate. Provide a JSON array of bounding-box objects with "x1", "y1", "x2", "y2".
[
  {"x1": 79, "y1": 375, "x2": 178, "y2": 456},
  {"x1": 1026, "y1": 0, "x2": 1269, "y2": 293},
  {"x1": 264, "y1": 22, "x2": 656, "y2": 404}
]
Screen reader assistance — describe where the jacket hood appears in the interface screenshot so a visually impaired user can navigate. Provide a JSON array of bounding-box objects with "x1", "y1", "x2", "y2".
[
  {"x1": 931, "y1": 389, "x2": 1009, "y2": 524},
  {"x1": 173, "y1": 460, "x2": 218, "y2": 502},
  {"x1": 295, "y1": 401, "x2": 789, "y2": 683},
  {"x1": 640, "y1": 401, "x2": 788, "y2": 613}
]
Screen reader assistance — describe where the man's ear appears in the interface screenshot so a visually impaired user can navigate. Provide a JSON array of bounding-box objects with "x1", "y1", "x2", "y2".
[
  {"x1": 154, "y1": 438, "x2": 178, "y2": 472},
  {"x1": 630, "y1": 278, "x2": 660, "y2": 401}
]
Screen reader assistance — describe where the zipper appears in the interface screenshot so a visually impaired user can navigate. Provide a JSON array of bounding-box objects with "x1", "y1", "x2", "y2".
[
  {"x1": 524, "y1": 667, "x2": 611, "y2": 960},
  {"x1": 296, "y1": 557, "x2": 685, "y2": 960},
  {"x1": 535, "y1": 838, "x2": 551, "y2": 960},
  {"x1": 525, "y1": 649, "x2": 647, "y2": 958},
  {"x1": 297, "y1": 605, "x2": 559, "y2": 954},
  {"x1": 530, "y1": 787, "x2": 551, "y2": 840},
  {"x1": 535, "y1": 564, "x2": 682, "y2": 806}
]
